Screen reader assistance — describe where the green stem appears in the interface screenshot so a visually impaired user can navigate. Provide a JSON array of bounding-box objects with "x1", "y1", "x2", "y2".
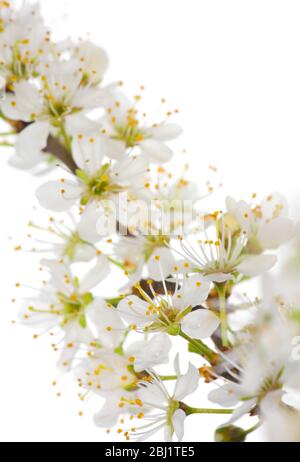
[
  {"x1": 159, "y1": 375, "x2": 177, "y2": 381},
  {"x1": 108, "y1": 257, "x2": 126, "y2": 271},
  {"x1": 115, "y1": 329, "x2": 130, "y2": 355},
  {"x1": 181, "y1": 403, "x2": 233, "y2": 416},
  {"x1": 216, "y1": 283, "x2": 229, "y2": 348},
  {"x1": 0, "y1": 141, "x2": 14, "y2": 147},
  {"x1": 179, "y1": 330, "x2": 218, "y2": 365},
  {"x1": 0, "y1": 131, "x2": 16, "y2": 136},
  {"x1": 244, "y1": 422, "x2": 261, "y2": 436}
]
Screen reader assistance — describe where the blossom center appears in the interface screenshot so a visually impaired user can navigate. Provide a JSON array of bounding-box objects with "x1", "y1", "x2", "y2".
[
  {"x1": 57, "y1": 291, "x2": 94, "y2": 327},
  {"x1": 111, "y1": 110, "x2": 151, "y2": 147}
]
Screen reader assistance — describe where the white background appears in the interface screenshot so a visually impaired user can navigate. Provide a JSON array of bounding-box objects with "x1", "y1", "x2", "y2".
[{"x1": 1, "y1": 0, "x2": 300, "y2": 442}]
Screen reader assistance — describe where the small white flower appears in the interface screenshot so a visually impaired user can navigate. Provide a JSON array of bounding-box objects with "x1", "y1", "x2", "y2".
[
  {"x1": 75, "y1": 334, "x2": 172, "y2": 429},
  {"x1": 128, "y1": 361, "x2": 199, "y2": 441},
  {"x1": 26, "y1": 213, "x2": 103, "y2": 262},
  {"x1": 76, "y1": 348, "x2": 142, "y2": 429},
  {"x1": 35, "y1": 133, "x2": 149, "y2": 221},
  {"x1": 208, "y1": 313, "x2": 300, "y2": 425},
  {"x1": 101, "y1": 91, "x2": 182, "y2": 163},
  {"x1": 0, "y1": 10, "x2": 50, "y2": 86},
  {"x1": 1, "y1": 62, "x2": 113, "y2": 164},
  {"x1": 19, "y1": 256, "x2": 122, "y2": 371},
  {"x1": 177, "y1": 212, "x2": 277, "y2": 283},
  {"x1": 226, "y1": 192, "x2": 296, "y2": 253},
  {"x1": 117, "y1": 272, "x2": 219, "y2": 338}
]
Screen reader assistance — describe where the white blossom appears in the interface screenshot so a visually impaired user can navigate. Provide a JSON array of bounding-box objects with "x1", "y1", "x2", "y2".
[{"x1": 117, "y1": 272, "x2": 219, "y2": 338}]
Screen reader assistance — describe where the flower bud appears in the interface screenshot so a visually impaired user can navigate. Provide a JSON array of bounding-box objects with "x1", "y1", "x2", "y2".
[{"x1": 215, "y1": 425, "x2": 246, "y2": 443}]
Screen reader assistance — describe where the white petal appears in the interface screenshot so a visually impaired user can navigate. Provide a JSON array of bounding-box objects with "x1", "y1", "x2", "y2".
[
  {"x1": 93, "y1": 397, "x2": 122, "y2": 428},
  {"x1": 19, "y1": 300, "x2": 59, "y2": 329},
  {"x1": 140, "y1": 139, "x2": 173, "y2": 163},
  {"x1": 282, "y1": 390, "x2": 300, "y2": 411},
  {"x1": 77, "y1": 203, "x2": 103, "y2": 243},
  {"x1": 110, "y1": 155, "x2": 148, "y2": 185},
  {"x1": 138, "y1": 380, "x2": 169, "y2": 409},
  {"x1": 164, "y1": 425, "x2": 173, "y2": 443},
  {"x1": 73, "y1": 243, "x2": 97, "y2": 262},
  {"x1": 102, "y1": 89, "x2": 132, "y2": 120},
  {"x1": 226, "y1": 398, "x2": 257, "y2": 424},
  {"x1": 148, "y1": 123, "x2": 183, "y2": 141},
  {"x1": 237, "y1": 254, "x2": 277, "y2": 276},
  {"x1": 204, "y1": 273, "x2": 235, "y2": 283},
  {"x1": 258, "y1": 217, "x2": 295, "y2": 250},
  {"x1": 57, "y1": 322, "x2": 94, "y2": 371},
  {"x1": 103, "y1": 138, "x2": 126, "y2": 160},
  {"x1": 41, "y1": 258, "x2": 73, "y2": 294},
  {"x1": 95, "y1": 202, "x2": 117, "y2": 239},
  {"x1": 225, "y1": 196, "x2": 251, "y2": 233},
  {"x1": 57, "y1": 341, "x2": 79, "y2": 372},
  {"x1": 88, "y1": 298, "x2": 125, "y2": 348},
  {"x1": 173, "y1": 274, "x2": 210, "y2": 310},
  {"x1": 173, "y1": 353, "x2": 181, "y2": 377},
  {"x1": 72, "y1": 86, "x2": 110, "y2": 109},
  {"x1": 65, "y1": 114, "x2": 102, "y2": 135},
  {"x1": 147, "y1": 247, "x2": 176, "y2": 281},
  {"x1": 208, "y1": 383, "x2": 242, "y2": 407},
  {"x1": 80, "y1": 254, "x2": 110, "y2": 291},
  {"x1": 181, "y1": 309, "x2": 220, "y2": 339},
  {"x1": 76, "y1": 41, "x2": 109, "y2": 82},
  {"x1": 174, "y1": 363, "x2": 199, "y2": 400},
  {"x1": 172, "y1": 409, "x2": 186, "y2": 442},
  {"x1": 71, "y1": 132, "x2": 105, "y2": 175},
  {"x1": 132, "y1": 333, "x2": 172, "y2": 372},
  {"x1": 15, "y1": 121, "x2": 50, "y2": 165},
  {"x1": 35, "y1": 180, "x2": 81, "y2": 212},
  {"x1": 1, "y1": 81, "x2": 43, "y2": 121},
  {"x1": 261, "y1": 192, "x2": 289, "y2": 220},
  {"x1": 117, "y1": 295, "x2": 150, "y2": 327},
  {"x1": 260, "y1": 390, "x2": 300, "y2": 442}
]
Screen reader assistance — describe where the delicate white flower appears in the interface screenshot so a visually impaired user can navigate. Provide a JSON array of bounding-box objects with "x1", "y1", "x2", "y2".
[
  {"x1": 127, "y1": 361, "x2": 199, "y2": 441},
  {"x1": 76, "y1": 348, "x2": 137, "y2": 396},
  {"x1": 1, "y1": 62, "x2": 113, "y2": 164},
  {"x1": 74, "y1": 334, "x2": 172, "y2": 429},
  {"x1": 75, "y1": 347, "x2": 142, "y2": 429},
  {"x1": 101, "y1": 91, "x2": 182, "y2": 163},
  {"x1": 19, "y1": 256, "x2": 122, "y2": 371},
  {"x1": 0, "y1": 12, "x2": 50, "y2": 85},
  {"x1": 226, "y1": 192, "x2": 295, "y2": 253},
  {"x1": 26, "y1": 212, "x2": 103, "y2": 262},
  {"x1": 177, "y1": 212, "x2": 277, "y2": 283},
  {"x1": 35, "y1": 132, "x2": 148, "y2": 216},
  {"x1": 208, "y1": 313, "x2": 300, "y2": 426},
  {"x1": 117, "y1": 273, "x2": 219, "y2": 338}
]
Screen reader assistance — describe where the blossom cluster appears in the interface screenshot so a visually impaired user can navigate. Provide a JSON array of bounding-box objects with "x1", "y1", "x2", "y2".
[{"x1": 1, "y1": 1, "x2": 300, "y2": 442}]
